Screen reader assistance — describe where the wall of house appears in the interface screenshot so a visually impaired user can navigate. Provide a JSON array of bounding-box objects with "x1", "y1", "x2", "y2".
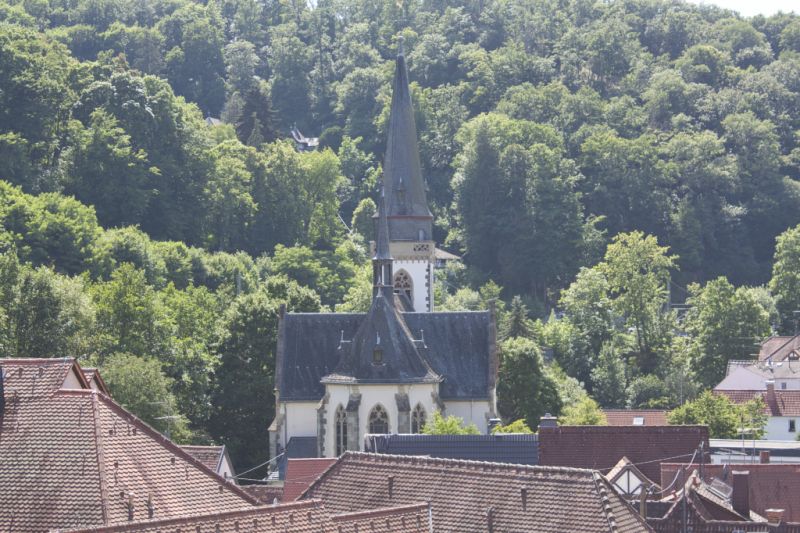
[
  {"x1": 62, "y1": 367, "x2": 85, "y2": 389},
  {"x1": 281, "y1": 401, "x2": 320, "y2": 442},
  {"x1": 392, "y1": 259, "x2": 433, "y2": 312},
  {"x1": 776, "y1": 379, "x2": 800, "y2": 390},
  {"x1": 764, "y1": 416, "x2": 800, "y2": 440},
  {"x1": 444, "y1": 400, "x2": 492, "y2": 434},
  {"x1": 323, "y1": 383, "x2": 440, "y2": 457}
]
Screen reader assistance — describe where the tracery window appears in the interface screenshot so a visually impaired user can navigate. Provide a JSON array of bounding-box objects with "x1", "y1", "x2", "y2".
[
  {"x1": 335, "y1": 405, "x2": 347, "y2": 455},
  {"x1": 393, "y1": 270, "x2": 413, "y2": 301},
  {"x1": 368, "y1": 404, "x2": 390, "y2": 434},
  {"x1": 411, "y1": 404, "x2": 426, "y2": 433}
]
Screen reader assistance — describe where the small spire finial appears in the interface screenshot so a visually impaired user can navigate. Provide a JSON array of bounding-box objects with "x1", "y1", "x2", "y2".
[{"x1": 397, "y1": 36, "x2": 405, "y2": 57}]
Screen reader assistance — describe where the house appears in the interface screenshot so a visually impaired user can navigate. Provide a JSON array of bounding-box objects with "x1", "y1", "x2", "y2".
[
  {"x1": 605, "y1": 456, "x2": 661, "y2": 500},
  {"x1": 290, "y1": 126, "x2": 319, "y2": 151},
  {"x1": 179, "y1": 444, "x2": 236, "y2": 480},
  {"x1": 537, "y1": 423, "x2": 710, "y2": 482},
  {"x1": 717, "y1": 360, "x2": 800, "y2": 392},
  {"x1": 269, "y1": 45, "x2": 498, "y2": 461},
  {"x1": 604, "y1": 409, "x2": 669, "y2": 426},
  {"x1": 759, "y1": 335, "x2": 800, "y2": 363},
  {"x1": 364, "y1": 432, "x2": 539, "y2": 464},
  {"x1": 716, "y1": 382, "x2": 800, "y2": 440},
  {"x1": 661, "y1": 462, "x2": 800, "y2": 522},
  {"x1": 0, "y1": 358, "x2": 261, "y2": 532},
  {"x1": 81, "y1": 367, "x2": 110, "y2": 394},
  {"x1": 62, "y1": 499, "x2": 433, "y2": 533},
  {"x1": 301, "y1": 451, "x2": 653, "y2": 533},
  {"x1": 710, "y1": 439, "x2": 800, "y2": 463}
]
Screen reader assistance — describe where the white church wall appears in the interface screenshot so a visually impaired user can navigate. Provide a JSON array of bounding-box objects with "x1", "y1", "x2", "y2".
[
  {"x1": 393, "y1": 259, "x2": 432, "y2": 312},
  {"x1": 324, "y1": 383, "x2": 440, "y2": 457},
  {"x1": 444, "y1": 400, "x2": 491, "y2": 434},
  {"x1": 283, "y1": 401, "x2": 319, "y2": 441}
]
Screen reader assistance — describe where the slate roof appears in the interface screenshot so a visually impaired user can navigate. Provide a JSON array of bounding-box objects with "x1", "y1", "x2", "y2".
[
  {"x1": 277, "y1": 310, "x2": 493, "y2": 401},
  {"x1": 364, "y1": 433, "x2": 538, "y2": 465},
  {"x1": 661, "y1": 463, "x2": 800, "y2": 523},
  {"x1": 538, "y1": 425, "x2": 709, "y2": 483},
  {"x1": 282, "y1": 458, "x2": 338, "y2": 501},
  {"x1": 323, "y1": 290, "x2": 441, "y2": 385},
  {"x1": 381, "y1": 44, "x2": 432, "y2": 241},
  {"x1": 301, "y1": 452, "x2": 653, "y2": 533},
  {"x1": 604, "y1": 409, "x2": 668, "y2": 426},
  {"x1": 63, "y1": 499, "x2": 432, "y2": 533},
  {"x1": 0, "y1": 357, "x2": 258, "y2": 533}
]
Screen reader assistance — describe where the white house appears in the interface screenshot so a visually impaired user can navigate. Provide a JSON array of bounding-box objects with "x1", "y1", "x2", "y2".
[
  {"x1": 268, "y1": 46, "x2": 498, "y2": 461},
  {"x1": 716, "y1": 381, "x2": 800, "y2": 440}
]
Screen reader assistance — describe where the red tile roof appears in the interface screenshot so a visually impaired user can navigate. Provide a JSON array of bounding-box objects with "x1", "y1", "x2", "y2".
[
  {"x1": 63, "y1": 500, "x2": 432, "y2": 533},
  {"x1": 82, "y1": 367, "x2": 111, "y2": 395},
  {"x1": 239, "y1": 484, "x2": 284, "y2": 504},
  {"x1": 538, "y1": 425, "x2": 709, "y2": 482},
  {"x1": 0, "y1": 357, "x2": 259, "y2": 532},
  {"x1": 282, "y1": 458, "x2": 337, "y2": 502},
  {"x1": 715, "y1": 389, "x2": 800, "y2": 416},
  {"x1": 302, "y1": 452, "x2": 653, "y2": 533},
  {"x1": 604, "y1": 410, "x2": 668, "y2": 426},
  {"x1": 661, "y1": 463, "x2": 800, "y2": 522},
  {"x1": 179, "y1": 444, "x2": 226, "y2": 473},
  {"x1": 759, "y1": 335, "x2": 800, "y2": 362}
]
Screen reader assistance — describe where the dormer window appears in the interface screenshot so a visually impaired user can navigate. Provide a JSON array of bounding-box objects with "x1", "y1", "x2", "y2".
[{"x1": 373, "y1": 348, "x2": 384, "y2": 364}]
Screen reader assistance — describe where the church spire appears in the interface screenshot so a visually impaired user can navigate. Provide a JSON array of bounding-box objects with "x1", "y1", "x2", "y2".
[
  {"x1": 373, "y1": 189, "x2": 393, "y2": 300},
  {"x1": 382, "y1": 38, "x2": 433, "y2": 241}
]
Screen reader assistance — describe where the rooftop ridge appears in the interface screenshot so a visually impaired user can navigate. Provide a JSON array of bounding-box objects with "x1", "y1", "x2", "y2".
[
  {"x1": 62, "y1": 500, "x2": 324, "y2": 532},
  {"x1": 331, "y1": 502, "x2": 430, "y2": 522}
]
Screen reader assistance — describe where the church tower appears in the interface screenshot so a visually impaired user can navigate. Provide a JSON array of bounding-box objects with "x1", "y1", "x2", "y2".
[{"x1": 377, "y1": 40, "x2": 435, "y2": 312}]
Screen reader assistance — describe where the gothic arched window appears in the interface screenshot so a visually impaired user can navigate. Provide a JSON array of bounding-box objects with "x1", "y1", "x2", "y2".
[
  {"x1": 368, "y1": 404, "x2": 390, "y2": 434},
  {"x1": 411, "y1": 404, "x2": 426, "y2": 433},
  {"x1": 335, "y1": 405, "x2": 347, "y2": 455},
  {"x1": 393, "y1": 270, "x2": 413, "y2": 301}
]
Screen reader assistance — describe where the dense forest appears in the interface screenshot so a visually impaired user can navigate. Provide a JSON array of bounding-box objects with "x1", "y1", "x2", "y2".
[{"x1": 2, "y1": 0, "x2": 800, "y2": 469}]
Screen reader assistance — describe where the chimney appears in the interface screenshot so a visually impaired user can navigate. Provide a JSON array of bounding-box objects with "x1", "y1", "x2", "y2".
[
  {"x1": 760, "y1": 450, "x2": 770, "y2": 464},
  {"x1": 388, "y1": 475, "x2": 395, "y2": 498},
  {"x1": 766, "y1": 379, "x2": 776, "y2": 405},
  {"x1": 539, "y1": 414, "x2": 558, "y2": 428},
  {"x1": 520, "y1": 487, "x2": 527, "y2": 511},
  {"x1": 731, "y1": 471, "x2": 750, "y2": 518},
  {"x1": 765, "y1": 509, "x2": 785, "y2": 524}
]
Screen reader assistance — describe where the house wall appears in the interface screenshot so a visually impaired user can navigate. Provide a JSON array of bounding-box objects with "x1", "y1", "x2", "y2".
[
  {"x1": 445, "y1": 400, "x2": 492, "y2": 434},
  {"x1": 323, "y1": 383, "x2": 440, "y2": 457},
  {"x1": 764, "y1": 415, "x2": 800, "y2": 440},
  {"x1": 62, "y1": 367, "x2": 85, "y2": 389},
  {"x1": 280, "y1": 401, "x2": 319, "y2": 443}
]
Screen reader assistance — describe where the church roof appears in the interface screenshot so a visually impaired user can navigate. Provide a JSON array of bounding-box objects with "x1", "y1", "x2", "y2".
[
  {"x1": 381, "y1": 42, "x2": 432, "y2": 234},
  {"x1": 322, "y1": 291, "x2": 441, "y2": 385},
  {"x1": 276, "y1": 310, "x2": 494, "y2": 401}
]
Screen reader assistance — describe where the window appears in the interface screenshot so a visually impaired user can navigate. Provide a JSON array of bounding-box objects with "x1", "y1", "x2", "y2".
[
  {"x1": 790, "y1": 419, "x2": 796, "y2": 433},
  {"x1": 411, "y1": 404, "x2": 426, "y2": 433},
  {"x1": 373, "y1": 347, "x2": 384, "y2": 364},
  {"x1": 782, "y1": 382, "x2": 787, "y2": 390},
  {"x1": 613, "y1": 470, "x2": 643, "y2": 497},
  {"x1": 335, "y1": 405, "x2": 347, "y2": 455},
  {"x1": 369, "y1": 405, "x2": 390, "y2": 434},
  {"x1": 393, "y1": 270, "x2": 413, "y2": 301},
  {"x1": 632, "y1": 417, "x2": 644, "y2": 426}
]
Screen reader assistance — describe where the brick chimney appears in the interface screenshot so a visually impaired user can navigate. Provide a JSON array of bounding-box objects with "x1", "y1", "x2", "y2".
[
  {"x1": 766, "y1": 380, "x2": 777, "y2": 410},
  {"x1": 731, "y1": 471, "x2": 750, "y2": 518},
  {"x1": 539, "y1": 414, "x2": 558, "y2": 428},
  {"x1": 760, "y1": 450, "x2": 770, "y2": 464}
]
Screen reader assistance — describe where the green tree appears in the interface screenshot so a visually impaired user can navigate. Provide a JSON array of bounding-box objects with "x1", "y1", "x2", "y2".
[
  {"x1": 497, "y1": 337, "x2": 561, "y2": 430},
  {"x1": 559, "y1": 397, "x2": 606, "y2": 426},
  {"x1": 590, "y1": 342, "x2": 627, "y2": 408},
  {"x1": 499, "y1": 296, "x2": 535, "y2": 340},
  {"x1": 102, "y1": 352, "x2": 191, "y2": 441},
  {"x1": 770, "y1": 223, "x2": 800, "y2": 333},
  {"x1": 668, "y1": 390, "x2": 741, "y2": 438},
  {"x1": 422, "y1": 410, "x2": 480, "y2": 435},
  {"x1": 491, "y1": 419, "x2": 533, "y2": 434}
]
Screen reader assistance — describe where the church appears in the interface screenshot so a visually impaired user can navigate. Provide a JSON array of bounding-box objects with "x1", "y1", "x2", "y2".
[{"x1": 269, "y1": 45, "x2": 499, "y2": 459}]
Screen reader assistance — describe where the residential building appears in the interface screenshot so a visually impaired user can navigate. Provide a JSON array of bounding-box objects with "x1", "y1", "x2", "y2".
[
  {"x1": 0, "y1": 358, "x2": 260, "y2": 532},
  {"x1": 716, "y1": 382, "x2": 800, "y2": 440},
  {"x1": 270, "y1": 45, "x2": 498, "y2": 460},
  {"x1": 179, "y1": 444, "x2": 236, "y2": 480},
  {"x1": 301, "y1": 451, "x2": 653, "y2": 533},
  {"x1": 282, "y1": 458, "x2": 336, "y2": 502},
  {"x1": 364, "y1": 432, "x2": 539, "y2": 464}
]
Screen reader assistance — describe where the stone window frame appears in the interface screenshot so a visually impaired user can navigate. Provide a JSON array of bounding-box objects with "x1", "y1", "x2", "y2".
[
  {"x1": 335, "y1": 404, "x2": 347, "y2": 455},
  {"x1": 393, "y1": 270, "x2": 413, "y2": 301},
  {"x1": 368, "y1": 404, "x2": 390, "y2": 434},
  {"x1": 411, "y1": 403, "x2": 426, "y2": 434}
]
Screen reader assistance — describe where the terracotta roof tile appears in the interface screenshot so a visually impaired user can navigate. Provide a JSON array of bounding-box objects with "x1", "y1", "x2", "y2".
[
  {"x1": 0, "y1": 358, "x2": 259, "y2": 532},
  {"x1": 302, "y1": 452, "x2": 652, "y2": 533},
  {"x1": 179, "y1": 445, "x2": 225, "y2": 472},
  {"x1": 63, "y1": 500, "x2": 432, "y2": 533},
  {"x1": 282, "y1": 458, "x2": 337, "y2": 501},
  {"x1": 604, "y1": 410, "x2": 668, "y2": 426},
  {"x1": 1, "y1": 357, "x2": 87, "y2": 398},
  {"x1": 715, "y1": 389, "x2": 800, "y2": 416},
  {"x1": 538, "y1": 425, "x2": 709, "y2": 482}
]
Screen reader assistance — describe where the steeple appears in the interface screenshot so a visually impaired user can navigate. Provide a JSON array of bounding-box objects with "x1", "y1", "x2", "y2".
[
  {"x1": 382, "y1": 38, "x2": 433, "y2": 241},
  {"x1": 372, "y1": 189, "x2": 393, "y2": 300}
]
